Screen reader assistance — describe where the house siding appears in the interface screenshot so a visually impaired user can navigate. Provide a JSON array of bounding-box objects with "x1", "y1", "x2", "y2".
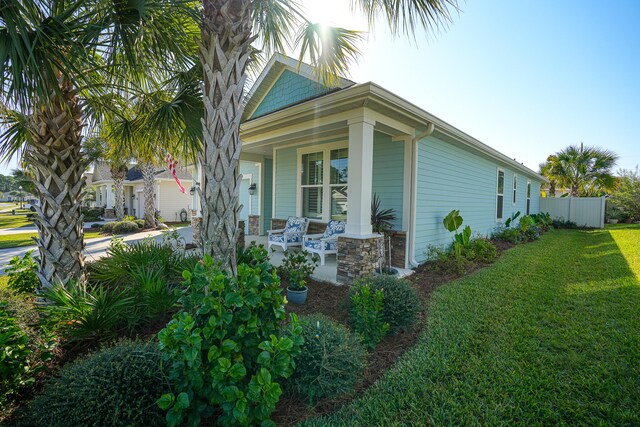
[
  {"x1": 274, "y1": 147, "x2": 297, "y2": 218},
  {"x1": 262, "y1": 158, "x2": 273, "y2": 234},
  {"x1": 415, "y1": 135, "x2": 542, "y2": 262},
  {"x1": 157, "y1": 181, "x2": 191, "y2": 222},
  {"x1": 250, "y1": 70, "x2": 329, "y2": 119},
  {"x1": 372, "y1": 132, "x2": 404, "y2": 230},
  {"x1": 239, "y1": 161, "x2": 261, "y2": 216}
]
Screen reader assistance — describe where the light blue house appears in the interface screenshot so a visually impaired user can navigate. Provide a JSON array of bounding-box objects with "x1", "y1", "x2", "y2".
[{"x1": 228, "y1": 54, "x2": 544, "y2": 281}]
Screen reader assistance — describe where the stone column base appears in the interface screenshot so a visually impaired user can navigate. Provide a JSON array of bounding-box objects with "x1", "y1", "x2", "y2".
[
  {"x1": 104, "y1": 208, "x2": 115, "y2": 219},
  {"x1": 238, "y1": 220, "x2": 245, "y2": 248},
  {"x1": 337, "y1": 234, "x2": 384, "y2": 284},
  {"x1": 191, "y1": 216, "x2": 203, "y2": 246},
  {"x1": 248, "y1": 215, "x2": 260, "y2": 236}
]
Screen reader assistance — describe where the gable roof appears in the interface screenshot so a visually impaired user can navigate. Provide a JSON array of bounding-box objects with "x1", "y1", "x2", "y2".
[{"x1": 242, "y1": 53, "x2": 354, "y2": 121}]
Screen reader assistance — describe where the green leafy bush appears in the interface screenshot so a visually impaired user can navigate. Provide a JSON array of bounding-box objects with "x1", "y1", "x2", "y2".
[
  {"x1": 492, "y1": 226, "x2": 524, "y2": 244},
  {"x1": 100, "y1": 221, "x2": 116, "y2": 233},
  {"x1": 157, "y1": 256, "x2": 303, "y2": 427},
  {"x1": 5, "y1": 250, "x2": 39, "y2": 293},
  {"x1": 83, "y1": 208, "x2": 103, "y2": 222},
  {"x1": 278, "y1": 250, "x2": 318, "y2": 290},
  {"x1": 349, "y1": 276, "x2": 420, "y2": 335},
  {"x1": 17, "y1": 340, "x2": 166, "y2": 427},
  {"x1": 111, "y1": 220, "x2": 139, "y2": 234},
  {"x1": 462, "y1": 238, "x2": 497, "y2": 263},
  {"x1": 349, "y1": 283, "x2": 389, "y2": 348},
  {"x1": 285, "y1": 314, "x2": 366, "y2": 403},
  {"x1": 90, "y1": 223, "x2": 102, "y2": 229},
  {"x1": 135, "y1": 219, "x2": 145, "y2": 229}
]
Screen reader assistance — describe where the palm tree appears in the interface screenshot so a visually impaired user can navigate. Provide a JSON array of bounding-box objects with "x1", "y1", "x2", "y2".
[
  {"x1": 539, "y1": 155, "x2": 561, "y2": 197},
  {"x1": 0, "y1": 0, "x2": 196, "y2": 288},
  {"x1": 196, "y1": 0, "x2": 458, "y2": 274},
  {"x1": 541, "y1": 143, "x2": 619, "y2": 197}
]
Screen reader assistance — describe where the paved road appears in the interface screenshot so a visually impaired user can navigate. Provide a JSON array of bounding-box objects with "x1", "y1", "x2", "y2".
[
  {"x1": 0, "y1": 220, "x2": 116, "y2": 236},
  {"x1": 0, "y1": 226, "x2": 194, "y2": 274}
]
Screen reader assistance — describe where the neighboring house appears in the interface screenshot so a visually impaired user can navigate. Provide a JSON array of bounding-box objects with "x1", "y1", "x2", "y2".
[
  {"x1": 86, "y1": 161, "x2": 193, "y2": 222},
  {"x1": 192, "y1": 53, "x2": 546, "y2": 282}
]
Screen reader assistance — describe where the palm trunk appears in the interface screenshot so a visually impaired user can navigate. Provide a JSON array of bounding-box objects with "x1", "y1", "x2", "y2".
[
  {"x1": 141, "y1": 161, "x2": 157, "y2": 228},
  {"x1": 199, "y1": 0, "x2": 254, "y2": 275},
  {"x1": 27, "y1": 80, "x2": 86, "y2": 289},
  {"x1": 110, "y1": 164, "x2": 127, "y2": 220}
]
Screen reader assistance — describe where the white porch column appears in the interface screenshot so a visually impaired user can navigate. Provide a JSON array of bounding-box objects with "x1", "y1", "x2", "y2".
[
  {"x1": 346, "y1": 117, "x2": 375, "y2": 235},
  {"x1": 106, "y1": 185, "x2": 114, "y2": 209}
]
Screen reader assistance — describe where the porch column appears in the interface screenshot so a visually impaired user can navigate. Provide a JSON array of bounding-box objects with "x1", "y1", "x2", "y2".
[
  {"x1": 191, "y1": 162, "x2": 203, "y2": 246},
  {"x1": 346, "y1": 117, "x2": 375, "y2": 235}
]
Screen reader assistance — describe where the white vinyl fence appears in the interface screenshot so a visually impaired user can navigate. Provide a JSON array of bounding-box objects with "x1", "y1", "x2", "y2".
[{"x1": 539, "y1": 196, "x2": 606, "y2": 228}]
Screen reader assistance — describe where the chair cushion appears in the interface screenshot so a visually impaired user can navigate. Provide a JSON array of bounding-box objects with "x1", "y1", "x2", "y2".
[
  {"x1": 270, "y1": 234, "x2": 301, "y2": 243},
  {"x1": 323, "y1": 220, "x2": 346, "y2": 238},
  {"x1": 304, "y1": 240, "x2": 337, "y2": 251},
  {"x1": 284, "y1": 216, "x2": 306, "y2": 233}
]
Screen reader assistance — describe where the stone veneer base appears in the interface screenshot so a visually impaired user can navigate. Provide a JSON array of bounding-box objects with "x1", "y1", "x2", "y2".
[{"x1": 336, "y1": 234, "x2": 384, "y2": 284}]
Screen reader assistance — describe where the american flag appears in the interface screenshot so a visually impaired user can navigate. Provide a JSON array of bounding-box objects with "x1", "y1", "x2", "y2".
[{"x1": 165, "y1": 153, "x2": 186, "y2": 194}]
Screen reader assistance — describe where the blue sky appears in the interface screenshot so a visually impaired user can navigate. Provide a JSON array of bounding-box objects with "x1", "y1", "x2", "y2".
[{"x1": 2, "y1": 0, "x2": 638, "y2": 175}]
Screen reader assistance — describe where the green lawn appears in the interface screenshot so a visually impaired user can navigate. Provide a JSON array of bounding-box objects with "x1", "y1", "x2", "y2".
[
  {"x1": 0, "y1": 230, "x2": 103, "y2": 250},
  {"x1": 0, "y1": 213, "x2": 35, "y2": 229},
  {"x1": 306, "y1": 226, "x2": 640, "y2": 426}
]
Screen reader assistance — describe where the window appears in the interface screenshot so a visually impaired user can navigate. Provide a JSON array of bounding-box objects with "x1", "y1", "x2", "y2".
[
  {"x1": 526, "y1": 180, "x2": 531, "y2": 215},
  {"x1": 299, "y1": 147, "x2": 348, "y2": 221},
  {"x1": 496, "y1": 170, "x2": 505, "y2": 219},
  {"x1": 301, "y1": 152, "x2": 323, "y2": 219},
  {"x1": 512, "y1": 175, "x2": 517, "y2": 204},
  {"x1": 329, "y1": 148, "x2": 348, "y2": 220}
]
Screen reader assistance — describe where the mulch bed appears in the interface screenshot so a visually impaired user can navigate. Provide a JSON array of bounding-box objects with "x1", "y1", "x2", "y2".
[{"x1": 272, "y1": 239, "x2": 516, "y2": 426}]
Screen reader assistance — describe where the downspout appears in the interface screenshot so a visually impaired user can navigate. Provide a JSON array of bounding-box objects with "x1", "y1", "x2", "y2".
[{"x1": 408, "y1": 122, "x2": 435, "y2": 267}]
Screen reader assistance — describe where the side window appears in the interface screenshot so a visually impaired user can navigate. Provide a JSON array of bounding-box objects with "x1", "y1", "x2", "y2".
[
  {"x1": 512, "y1": 175, "x2": 517, "y2": 204},
  {"x1": 496, "y1": 170, "x2": 505, "y2": 220},
  {"x1": 526, "y1": 181, "x2": 531, "y2": 215}
]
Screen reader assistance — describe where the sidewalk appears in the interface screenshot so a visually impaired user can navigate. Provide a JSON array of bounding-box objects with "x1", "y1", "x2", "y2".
[{"x1": 0, "y1": 226, "x2": 194, "y2": 274}]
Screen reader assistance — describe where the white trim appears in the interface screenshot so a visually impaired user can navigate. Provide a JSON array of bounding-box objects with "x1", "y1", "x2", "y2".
[
  {"x1": 496, "y1": 168, "x2": 505, "y2": 221},
  {"x1": 241, "y1": 174, "x2": 253, "y2": 221},
  {"x1": 296, "y1": 141, "x2": 349, "y2": 222},
  {"x1": 272, "y1": 146, "x2": 277, "y2": 221},
  {"x1": 409, "y1": 137, "x2": 420, "y2": 267},
  {"x1": 402, "y1": 136, "x2": 412, "y2": 232}
]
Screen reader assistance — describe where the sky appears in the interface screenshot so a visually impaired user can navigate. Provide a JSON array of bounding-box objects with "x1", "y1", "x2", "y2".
[{"x1": 2, "y1": 0, "x2": 638, "y2": 175}]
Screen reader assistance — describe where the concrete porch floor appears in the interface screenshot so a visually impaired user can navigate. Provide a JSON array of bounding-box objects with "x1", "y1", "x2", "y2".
[{"x1": 244, "y1": 235, "x2": 414, "y2": 285}]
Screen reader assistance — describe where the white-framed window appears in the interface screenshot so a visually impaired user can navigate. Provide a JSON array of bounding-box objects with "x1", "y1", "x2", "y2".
[
  {"x1": 526, "y1": 180, "x2": 531, "y2": 215},
  {"x1": 298, "y1": 144, "x2": 348, "y2": 221},
  {"x1": 496, "y1": 169, "x2": 505, "y2": 220},
  {"x1": 512, "y1": 174, "x2": 517, "y2": 205}
]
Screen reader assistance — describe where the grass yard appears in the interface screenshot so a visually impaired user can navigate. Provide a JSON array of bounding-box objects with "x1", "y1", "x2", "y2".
[
  {"x1": 306, "y1": 226, "x2": 640, "y2": 426},
  {"x1": 0, "y1": 213, "x2": 35, "y2": 229},
  {"x1": 0, "y1": 230, "x2": 103, "y2": 250}
]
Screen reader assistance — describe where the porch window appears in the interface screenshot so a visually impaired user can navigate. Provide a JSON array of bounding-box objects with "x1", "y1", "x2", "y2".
[
  {"x1": 526, "y1": 180, "x2": 531, "y2": 214},
  {"x1": 299, "y1": 146, "x2": 348, "y2": 221},
  {"x1": 301, "y1": 152, "x2": 323, "y2": 219},
  {"x1": 496, "y1": 169, "x2": 504, "y2": 220},
  {"x1": 330, "y1": 148, "x2": 348, "y2": 220}
]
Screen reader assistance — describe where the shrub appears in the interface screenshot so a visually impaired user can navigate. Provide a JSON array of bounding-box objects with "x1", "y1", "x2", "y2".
[
  {"x1": 39, "y1": 281, "x2": 135, "y2": 344},
  {"x1": 135, "y1": 219, "x2": 145, "y2": 229},
  {"x1": 157, "y1": 256, "x2": 303, "y2": 427},
  {"x1": 83, "y1": 208, "x2": 103, "y2": 221},
  {"x1": 552, "y1": 218, "x2": 580, "y2": 229},
  {"x1": 285, "y1": 314, "x2": 366, "y2": 403},
  {"x1": 349, "y1": 284, "x2": 389, "y2": 348},
  {"x1": 90, "y1": 223, "x2": 102, "y2": 229},
  {"x1": 100, "y1": 221, "x2": 116, "y2": 233},
  {"x1": 111, "y1": 220, "x2": 139, "y2": 234},
  {"x1": 462, "y1": 238, "x2": 497, "y2": 263},
  {"x1": 17, "y1": 340, "x2": 166, "y2": 427},
  {"x1": 5, "y1": 250, "x2": 39, "y2": 293},
  {"x1": 278, "y1": 250, "x2": 319, "y2": 290},
  {"x1": 492, "y1": 226, "x2": 523, "y2": 244},
  {"x1": 349, "y1": 276, "x2": 420, "y2": 335}
]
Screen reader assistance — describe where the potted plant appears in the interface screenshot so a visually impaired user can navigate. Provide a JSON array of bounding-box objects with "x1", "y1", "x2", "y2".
[{"x1": 278, "y1": 251, "x2": 319, "y2": 305}]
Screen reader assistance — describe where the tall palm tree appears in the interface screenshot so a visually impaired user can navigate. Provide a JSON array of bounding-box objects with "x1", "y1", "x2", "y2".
[
  {"x1": 0, "y1": 0, "x2": 196, "y2": 288},
  {"x1": 197, "y1": 0, "x2": 458, "y2": 274},
  {"x1": 541, "y1": 143, "x2": 619, "y2": 197},
  {"x1": 539, "y1": 155, "x2": 561, "y2": 197}
]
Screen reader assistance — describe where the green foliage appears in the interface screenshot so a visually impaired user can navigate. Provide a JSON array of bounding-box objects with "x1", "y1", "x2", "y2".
[
  {"x1": 135, "y1": 219, "x2": 146, "y2": 229},
  {"x1": 83, "y1": 209, "x2": 103, "y2": 222},
  {"x1": 285, "y1": 314, "x2": 366, "y2": 403},
  {"x1": 238, "y1": 242, "x2": 274, "y2": 280},
  {"x1": 518, "y1": 215, "x2": 534, "y2": 233},
  {"x1": 0, "y1": 303, "x2": 51, "y2": 407},
  {"x1": 530, "y1": 212, "x2": 552, "y2": 230},
  {"x1": 371, "y1": 193, "x2": 398, "y2": 232},
  {"x1": 157, "y1": 256, "x2": 303, "y2": 427},
  {"x1": 349, "y1": 276, "x2": 420, "y2": 335},
  {"x1": 349, "y1": 283, "x2": 390, "y2": 348},
  {"x1": 443, "y1": 209, "x2": 463, "y2": 232},
  {"x1": 278, "y1": 250, "x2": 319, "y2": 290},
  {"x1": 5, "y1": 250, "x2": 39, "y2": 293},
  {"x1": 17, "y1": 340, "x2": 166, "y2": 427},
  {"x1": 504, "y1": 211, "x2": 521, "y2": 228},
  {"x1": 111, "y1": 220, "x2": 139, "y2": 234},
  {"x1": 491, "y1": 226, "x2": 523, "y2": 244},
  {"x1": 610, "y1": 168, "x2": 640, "y2": 220},
  {"x1": 462, "y1": 238, "x2": 497, "y2": 263},
  {"x1": 40, "y1": 281, "x2": 135, "y2": 343}
]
